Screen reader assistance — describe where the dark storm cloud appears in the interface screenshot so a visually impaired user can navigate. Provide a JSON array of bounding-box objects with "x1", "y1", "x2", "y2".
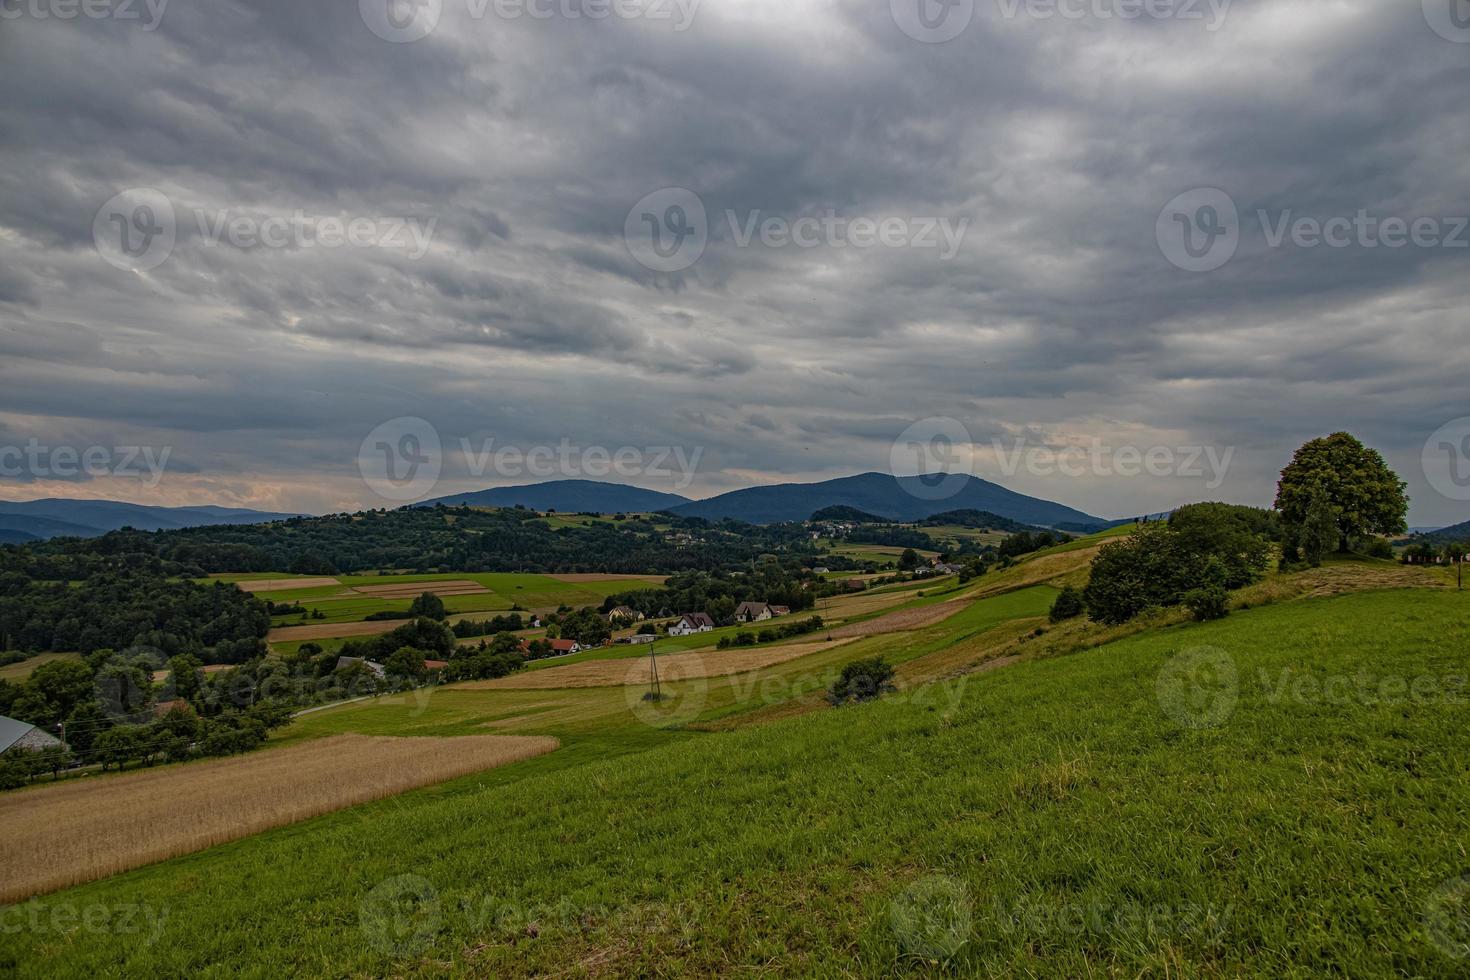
[{"x1": 0, "y1": 0, "x2": 1466, "y2": 520}]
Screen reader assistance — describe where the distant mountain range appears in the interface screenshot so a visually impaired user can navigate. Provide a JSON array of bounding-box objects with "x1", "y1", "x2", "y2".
[
  {"x1": 418, "y1": 474, "x2": 1108, "y2": 529},
  {"x1": 0, "y1": 499, "x2": 301, "y2": 542},
  {"x1": 416, "y1": 480, "x2": 691, "y2": 514},
  {"x1": 668, "y1": 472, "x2": 1105, "y2": 527}
]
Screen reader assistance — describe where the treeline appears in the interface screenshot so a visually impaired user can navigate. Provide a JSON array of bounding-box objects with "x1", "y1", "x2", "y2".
[{"x1": 2, "y1": 507, "x2": 817, "y2": 577}]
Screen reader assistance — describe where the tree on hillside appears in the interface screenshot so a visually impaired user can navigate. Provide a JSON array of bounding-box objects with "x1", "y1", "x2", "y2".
[
  {"x1": 898, "y1": 548, "x2": 921, "y2": 572},
  {"x1": 1275, "y1": 433, "x2": 1408, "y2": 553},
  {"x1": 408, "y1": 591, "x2": 447, "y2": 621}
]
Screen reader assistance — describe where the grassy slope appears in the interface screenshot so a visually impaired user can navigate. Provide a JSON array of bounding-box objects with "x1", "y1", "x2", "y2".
[{"x1": 5, "y1": 588, "x2": 1468, "y2": 977}]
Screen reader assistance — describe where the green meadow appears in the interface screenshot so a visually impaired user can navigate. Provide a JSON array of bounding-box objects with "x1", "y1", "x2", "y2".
[{"x1": 6, "y1": 583, "x2": 1467, "y2": 977}]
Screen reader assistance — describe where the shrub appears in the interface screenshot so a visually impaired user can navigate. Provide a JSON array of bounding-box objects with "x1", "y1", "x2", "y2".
[
  {"x1": 1183, "y1": 585, "x2": 1229, "y2": 622},
  {"x1": 407, "y1": 592, "x2": 447, "y2": 621},
  {"x1": 1049, "y1": 586, "x2": 1084, "y2": 623},
  {"x1": 828, "y1": 657, "x2": 896, "y2": 705}
]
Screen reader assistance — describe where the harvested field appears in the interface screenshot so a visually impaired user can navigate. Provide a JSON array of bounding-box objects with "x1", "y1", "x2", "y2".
[
  {"x1": 350, "y1": 580, "x2": 490, "y2": 598},
  {"x1": 237, "y1": 577, "x2": 341, "y2": 593},
  {"x1": 267, "y1": 619, "x2": 405, "y2": 642},
  {"x1": 548, "y1": 573, "x2": 668, "y2": 583},
  {"x1": 0, "y1": 733, "x2": 558, "y2": 904},
  {"x1": 462, "y1": 639, "x2": 856, "y2": 690},
  {"x1": 827, "y1": 600, "x2": 965, "y2": 638}
]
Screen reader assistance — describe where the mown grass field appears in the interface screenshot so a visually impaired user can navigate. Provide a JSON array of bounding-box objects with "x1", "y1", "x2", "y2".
[
  {"x1": 6, "y1": 580, "x2": 1467, "y2": 976},
  {"x1": 0, "y1": 651, "x2": 81, "y2": 682}
]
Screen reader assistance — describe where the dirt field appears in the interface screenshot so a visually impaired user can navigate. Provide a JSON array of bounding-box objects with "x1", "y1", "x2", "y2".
[
  {"x1": 0, "y1": 733, "x2": 558, "y2": 904},
  {"x1": 350, "y1": 580, "x2": 490, "y2": 598},
  {"x1": 461, "y1": 639, "x2": 856, "y2": 690},
  {"x1": 548, "y1": 573, "x2": 668, "y2": 583},
  {"x1": 236, "y1": 577, "x2": 342, "y2": 593}
]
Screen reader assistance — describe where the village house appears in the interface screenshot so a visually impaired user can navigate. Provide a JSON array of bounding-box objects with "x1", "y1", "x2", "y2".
[
  {"x1": 548, "y1": 639, "x2": 581, "y2": 656},
  {"x1": 733, "y1": 601, "x2": 775, "y2": 623},
  {"x1": 668, "y1": 612, "x2": 715, "y2": 636},
  {"x1": 605, "y1": 605, "x2": 644, "y2": 623},
  {"x1": 769, "y1": 605, "x2": 791, "y2": 617}
]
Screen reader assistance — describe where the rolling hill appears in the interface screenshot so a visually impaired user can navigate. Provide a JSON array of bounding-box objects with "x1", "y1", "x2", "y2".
[
  {"x1": 1412, "y1": 519, "x2": 1470, "y2": 545},
  {"x1": 0, "y1": 498, "x2": 301, "y2": 540},
  {"x1": 414, "y1": 480, "x2": 691, "y2": 514},
  {"x1": 670, "y1": 472, "x2": 1107, "y2": 527}
]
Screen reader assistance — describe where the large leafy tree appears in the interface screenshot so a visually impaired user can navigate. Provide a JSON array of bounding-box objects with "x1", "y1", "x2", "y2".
[{"x1": 1274, "y1": 433, "x2": 1408, "y2": 552}]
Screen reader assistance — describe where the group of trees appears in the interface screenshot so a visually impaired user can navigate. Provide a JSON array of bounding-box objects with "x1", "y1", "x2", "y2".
[
  {"x1": 600, "y1": 567, "x2": 814, "y2": 627},
  {"x1": 0, "y1": 570, "x2": 270, "y2": 660},
  {"x1": 1078, "y1": 434, "x2": 1409, "y2": 626},
  {"x1": 716, "y1": 616, "x2": 825, "y2": 649}
]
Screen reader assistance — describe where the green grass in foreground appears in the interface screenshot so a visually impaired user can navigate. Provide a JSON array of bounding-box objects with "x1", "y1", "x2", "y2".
[{"x1": 5, "y1": 589, "x2": 1469, "y2": 977}]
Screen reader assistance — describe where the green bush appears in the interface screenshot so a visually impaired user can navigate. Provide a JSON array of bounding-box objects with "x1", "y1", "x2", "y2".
[
  {"x1": 1049, "y1": 586, "x2": 1084, "y2": 623},
  {"x1": 827, "y1": 657, "x2": 896, "y2": 705},
  {"x1": 1183, "y1": 585, "x2": 1230, "y2": 622}
]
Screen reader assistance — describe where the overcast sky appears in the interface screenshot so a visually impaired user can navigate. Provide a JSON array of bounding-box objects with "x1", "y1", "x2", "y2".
[{"x1": 0, "y1": 0, "x2": 1467, "y2": 523}]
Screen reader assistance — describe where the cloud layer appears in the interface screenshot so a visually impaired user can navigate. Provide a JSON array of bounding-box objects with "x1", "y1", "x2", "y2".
[{"x1": 0, "y1": 0, "x2": 1467, "y2": 522}]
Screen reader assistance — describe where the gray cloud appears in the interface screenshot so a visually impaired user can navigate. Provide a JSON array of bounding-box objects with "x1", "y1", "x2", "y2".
[{"x1": 0, "y1": 2, "x2": 1466, "y2": 522}]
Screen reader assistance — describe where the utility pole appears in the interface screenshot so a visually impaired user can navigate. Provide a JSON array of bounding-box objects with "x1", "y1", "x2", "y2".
[{"x1": 648, "y1": 639, "x2": 662, "y2": 700}]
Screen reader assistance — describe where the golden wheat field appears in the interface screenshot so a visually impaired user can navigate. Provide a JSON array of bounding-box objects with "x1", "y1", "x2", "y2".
[{"x1": 0, "y1": 733, "x2": 558, "y2": 903}]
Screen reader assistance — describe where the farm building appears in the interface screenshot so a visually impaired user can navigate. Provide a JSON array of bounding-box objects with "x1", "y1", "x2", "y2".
[
  {"x1": 548, "y1": 639, "x2": 581, "y2": 656},
  {"x1": 0, "y1": 714, "x2": 62, "y2": 755},
  {"x1": 669, "y1": 613, "x2": 715, "y2": 636}
]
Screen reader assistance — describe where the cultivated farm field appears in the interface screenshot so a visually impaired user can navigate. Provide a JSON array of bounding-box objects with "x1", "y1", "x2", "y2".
[{"x1": 0, "y1": 733, "x2": 558, "y2": 904}]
